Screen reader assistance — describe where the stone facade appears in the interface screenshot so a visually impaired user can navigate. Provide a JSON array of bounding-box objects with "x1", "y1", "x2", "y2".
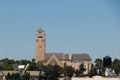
[
  {"x1": 36, "y1": 28, "x2": 91, "y2": 74},
  {"x1": 36, "y1": 28, "x2": 45, "y2": 63},
  {"x1": 43, "y1": 53, "x2": 91, "y2": 74}
]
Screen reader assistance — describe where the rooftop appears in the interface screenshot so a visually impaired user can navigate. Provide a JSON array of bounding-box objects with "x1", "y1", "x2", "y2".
[
  {"x1": 37, "y1": 28, "x2": 44, "y2": 33},
  {"x1": 44, "y1": 53, "x2": 91, "y2": 61}
]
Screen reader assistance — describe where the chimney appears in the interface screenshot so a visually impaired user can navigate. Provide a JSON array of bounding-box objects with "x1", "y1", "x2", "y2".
[{"x1": 69, "y1": 54, "x2": 72, "y2": 60}]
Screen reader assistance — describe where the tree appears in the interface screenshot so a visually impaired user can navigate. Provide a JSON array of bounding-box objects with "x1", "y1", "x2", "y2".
[
  {"x1": 22, "y1": 71, "x2": 30, "y2": 80},
  {"x1": 112, "y1": 58, "x2": 120, "y2": 75},
  {"x1": 28, "y1": 61, "x2": 36, "y2": 71},
  {"x1": 32, "y1": 58, "x2": 35, "y2": 62},
  {"x1": 0, "y1": 58, "x2": 13, "y2": 70},
  {"x1": 89, "y1": 64, "x2": 97, "y2": 77},
  {"x1": 75, "y1": 69, "x2": 79, "y2": 77},
  {"x1": 95, "y1": 58, "x2": 103, "y2": 68},
  {"x1": 75, "y1": 63, "x2": 86, "y2": 77},
  {"x1": 43, "y1": 65, "x2": 63, "y2": 80},
  {"x1": 64, "y1": 66, "x2": 75, "y2": 79},
  {"x1": 6, "y1": 72, "x2": 11, "y2": 80},
  {"x1": 10, "y1": 72, "x2": 20, "y2": 80},
  {"x1": 95, "y1": 58, "x2": 103, "y2": 75},
  {"x1": 1, "y1": 64, "x2": 13, "y2": 70},
  {"x1": 79, "y1": 63, "x2": 86, "y2": 75}
]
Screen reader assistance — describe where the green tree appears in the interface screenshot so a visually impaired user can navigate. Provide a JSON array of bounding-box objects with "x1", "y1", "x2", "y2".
[
  {"x1": 0, "y1": 58, "x2": 13, "y2": 70},
  {"x1": 28, "y1": 61, "x2": 36, "y2": 71},
  {"x1": 95, "y1": 58, "x2": 103, "y2": 75},
  {"x1": 64, "y1": 66, "x2": 75, "y2": 79},
  {"x1": 89, "y1": 64, "x2": 97, "y2": 77},
  {"x1": 32, "y1": 58, "x2": 35, "y2": 62},
  {"x1": 6, "y1": 72, "x2": 11, "y2": 80},
  {"x1": 112, "y1": 58, "x2": 120, "y2": 75},
  {"x1": 1, "y1": 64, "x2": 13, "y2": 70},
  {"x1": 75, "y1": 64, "x2": 86, "y2": 77},
  {"x1": 22, "y1": 71, "x2": 30, "y2": 80},
  {"x1": 43, "y1": 65, "x2": 63, "y2": 80},
  {"x1": 79, "y1": 63, "x2": 86, "y2": 75},
  {"x1": 75, "y1": 69, "x2": 79, "y2": 77},
  {"x1": 11, "y1": 72, "x2": 20, "y2": 80}
]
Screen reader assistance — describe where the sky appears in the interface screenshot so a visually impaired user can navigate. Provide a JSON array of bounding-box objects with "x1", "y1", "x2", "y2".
[{"x1": 0, "y1": 0, "x2": 120, "y2": 61}]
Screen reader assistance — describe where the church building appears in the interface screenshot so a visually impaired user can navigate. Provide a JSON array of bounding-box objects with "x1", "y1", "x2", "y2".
[{"x1": 36, "y1": 28, "x2": 91, "y2": 74}]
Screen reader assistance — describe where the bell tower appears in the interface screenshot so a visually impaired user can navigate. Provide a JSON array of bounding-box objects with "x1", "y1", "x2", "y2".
[{"x1": 36, "y1": 28, "x2": 45, "y2": 63}]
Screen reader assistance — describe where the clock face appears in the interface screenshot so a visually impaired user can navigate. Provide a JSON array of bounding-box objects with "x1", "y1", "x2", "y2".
[{"x1": 38, "y1": 36, "x2": 43, "y2": 38}]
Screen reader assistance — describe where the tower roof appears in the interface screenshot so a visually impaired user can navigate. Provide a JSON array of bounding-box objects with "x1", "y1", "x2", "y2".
[{"x1": 37, "y1": 28, "x2": 44, "y2": 33}]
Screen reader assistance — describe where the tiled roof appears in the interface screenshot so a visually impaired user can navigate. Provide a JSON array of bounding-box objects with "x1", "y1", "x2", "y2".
[
  {"x1": 72, "y1": 53, "x2": 91, "y2": 60},
  {"x1": 44, "y1": 53, "x2": 91, "y2": 61},
  {"x1": 64, "y1": 54, "x2": 69, "y2": 60},
  {"x1": 44, "y1": 53, "x2": 64, "y2": 61}
]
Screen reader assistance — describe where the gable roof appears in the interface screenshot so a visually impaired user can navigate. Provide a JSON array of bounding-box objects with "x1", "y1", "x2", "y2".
[
  {"x1": 44, "y1": 53, "x2": 91, "y2": 61},
  {"x1": 45, "y1": 54, "x2": 63, "y2": 67},
  {"x1": 44, "y1": 53, "x2": 64, "y2": 61},
  {"x1": 72, "y1": 53, "x2": 91, "y2": 60}
]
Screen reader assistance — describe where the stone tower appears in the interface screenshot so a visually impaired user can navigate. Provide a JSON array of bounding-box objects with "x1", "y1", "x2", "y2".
[{"x1": 36, "y1": 28, "x2": 45, "y2": 63}]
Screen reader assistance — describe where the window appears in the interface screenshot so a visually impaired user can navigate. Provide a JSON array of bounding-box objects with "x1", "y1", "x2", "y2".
[
  {"x1": 38, "y1": 36, "x2": 43, "y2": 38},
  {"x1": 51, "y1": 60, "x2": 57, "y2": 66}
]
